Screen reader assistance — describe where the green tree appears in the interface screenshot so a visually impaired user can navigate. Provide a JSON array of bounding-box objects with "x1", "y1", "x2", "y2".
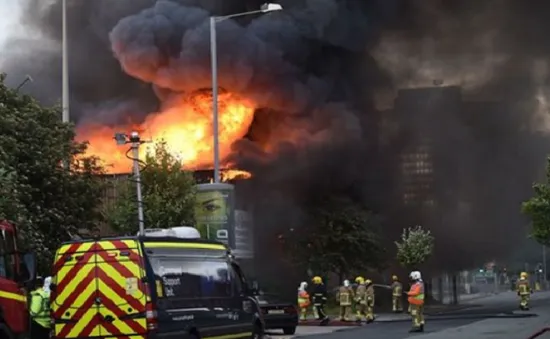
[
  {"x1": 522, "y1": 157, "x2": 550, "y2": 245},
  {"x1": 283, "y1": 196, "x2": 386, "y2": 280},
  {"x1": 395, "y1": 225, "x2": 435, "y2": 269},
  {"x1": 0, "y1": 165, "x2": 26, "y2": 223},
  {"x1": 105, "y1": 142, "x2": 196, "y2": 234},
  {"x1": 0, "y1": 74, "x2": 106, "y2": 265}
]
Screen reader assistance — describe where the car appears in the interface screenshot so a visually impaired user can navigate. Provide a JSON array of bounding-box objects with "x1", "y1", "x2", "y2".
[
  {"x1": 255, "y1": 293, "x2": 299, "y2": 335},
  {"x1": 50, "y1": 227, "x2": 265, "y2": 339}
]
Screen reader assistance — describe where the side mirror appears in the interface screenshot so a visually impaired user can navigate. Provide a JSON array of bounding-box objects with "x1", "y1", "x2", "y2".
[{"x1": 248, "y1": 280, "x2": 260, "y2": 295}]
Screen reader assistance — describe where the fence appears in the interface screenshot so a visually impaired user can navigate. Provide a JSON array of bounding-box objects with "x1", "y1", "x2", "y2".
[{"x1": 430, "y1": 271, "x2": 511, "y2": 304}]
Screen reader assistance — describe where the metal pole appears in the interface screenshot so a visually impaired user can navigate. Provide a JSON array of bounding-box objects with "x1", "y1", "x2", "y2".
[
  {"x1": 62, "y1": 0, "x2": 69, "y2": 123},
  {"x1": 132, "y1": 143, "x2": 145, "y2": 236},
  {"x1": 210, "y1": 16, "x2": 220, "y2": 183},
  {"x1": 543, "y1": 245, "x2": 547, "y2": 289}
]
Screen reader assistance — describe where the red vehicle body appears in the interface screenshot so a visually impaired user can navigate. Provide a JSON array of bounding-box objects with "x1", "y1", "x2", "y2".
[{"x1": 0, "y1": 221, "x2": 36, "y2": 339}]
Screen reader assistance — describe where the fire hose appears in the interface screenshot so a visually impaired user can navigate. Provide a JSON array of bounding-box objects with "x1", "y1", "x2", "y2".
[{"x1": 526, "y1": 327, "x2": 550, "y2": 339}]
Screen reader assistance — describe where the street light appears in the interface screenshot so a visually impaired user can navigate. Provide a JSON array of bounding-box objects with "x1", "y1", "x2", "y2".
[
  {"x1": 62, "y1": 0, "x2": 69, "y2": 123},
  {"x1": 15, "y1": 75, "x2": 33, "y2": 92},
  {"x1": 210, "y1": 3, "x2": 283, "y2": 183},
  {"x1": 114, "y1": 131, "x2": 147, "y2": 236}
]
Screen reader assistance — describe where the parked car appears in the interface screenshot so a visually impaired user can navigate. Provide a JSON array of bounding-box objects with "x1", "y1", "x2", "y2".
[{"x1": 255, "y1": 293, "x2": 298, "y2": 335}]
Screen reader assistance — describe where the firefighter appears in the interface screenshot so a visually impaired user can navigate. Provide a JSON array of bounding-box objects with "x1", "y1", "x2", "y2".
[
  {"x1": 365, "y1": 279, "x2": 375, "y2": 323},
  {"x1": 391, "y1": 275, "x2": 403, "y2": 312},
  {"x1": 311, "y1": 276, "x2": 329, "y2": 322},
  {"x1": 297, "y1": 281, "x2": 311, "y2": 321},
  {"x1": 29, "y1": 276, "x2": 51, "y2": 339},
  {"x1": 354, "y1": 276, "x2": 367, "y2": 322},
  {"x1": 517, "y1": 272, "x2": 533, "y2": 310},
  {"x1": 336, "y1": 279, "x2": 354, "y2": 321},
  {"x1": 407, "y1": 271, "x2": 425, "y2": 333}
]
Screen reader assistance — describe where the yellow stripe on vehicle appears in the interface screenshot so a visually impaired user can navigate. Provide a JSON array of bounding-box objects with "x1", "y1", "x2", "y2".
[
  {"x1": 96, "y1": 251, "x2": 142, "y2": 276},
  {"x1": 98, "y1": 240, "x2": 141, "y2": 255},
  {"x1": 96, "y1": 240, "x2": 144, "y2": 276},
  {"x1": 144, "y1": 242, "x2": 226, "y2": 250},
  {"x1": 96, "y1": 279, "x2": 143, "y2": 313},
  {"x1": 204, "y1": 333, "x2": 252, "y2": 339},
  {"x1": 96, "y1": 260, "x2": 143, "y2": 298},
  {"x1": 56, "y1": 241, "x2": 95, "y2": 258},
  {"x1": 52, "y1": 260, "x2": 96, "y2": 310},
  {"x1": 0, "y1": 291, "x2": 26, "y2": 302},
  {"x1": 67, "y1": 307, "x2": 100, "y2": 338}
]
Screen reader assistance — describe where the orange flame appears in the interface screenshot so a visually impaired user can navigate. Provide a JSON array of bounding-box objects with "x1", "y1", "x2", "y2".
[
  {"x1": 78, "y1": 91, "x2": 255, "y2": 174},
  {"x1": 221, "y1": 169, "x2": 253, "y2": 181}
]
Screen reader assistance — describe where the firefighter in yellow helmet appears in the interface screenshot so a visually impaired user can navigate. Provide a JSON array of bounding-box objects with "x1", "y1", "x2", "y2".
[
  {"x1": 391, "y1": 275, "x2": 403, "y2": 312},
  {"x1": 365, "y1": 279, "x2": 375, "y2": 323},
  {"x1": 354, "y1": 276, "x2": 367, "y2": 322},
  {"x1": 516, "y1": 272, "x2": 533, "y2": 310},
  {"x1": 311, "y1": 276, "x2": 329, "y2": 322},
  {"x1": 336, "y1": 279, "x2": 354, "y2": 321}
]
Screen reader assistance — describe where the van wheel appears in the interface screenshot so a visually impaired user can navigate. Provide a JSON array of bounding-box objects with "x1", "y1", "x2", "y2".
[
  {"x1": 283, "y1": 327, "x2": 296, "y2": 335},
  {"x1": 251, "y1": 322, "x2": 263, "y2": 339}
]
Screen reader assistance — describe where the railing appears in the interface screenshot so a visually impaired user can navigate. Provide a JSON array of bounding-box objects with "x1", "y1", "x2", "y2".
[{"x1": 526, "y1": 327, "x2": 550, "y2": 339}]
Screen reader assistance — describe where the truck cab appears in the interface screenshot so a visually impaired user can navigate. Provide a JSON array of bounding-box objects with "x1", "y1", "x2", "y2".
[
  {"x1": 0, "y1": 221, "x2": 37, "y2": 339},
  {"x1": 51, "y1": 227, "x2": 264, "y2": 339}
]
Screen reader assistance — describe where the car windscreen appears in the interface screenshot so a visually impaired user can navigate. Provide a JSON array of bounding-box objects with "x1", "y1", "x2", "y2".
[{"x1": 148, "y1": 255, "x2": 232, "y2": 298}]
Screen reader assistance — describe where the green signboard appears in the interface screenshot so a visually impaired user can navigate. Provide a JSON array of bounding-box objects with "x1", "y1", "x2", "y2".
[{"x1": 194, "y1": 183, "x2": 235, "y2": 247}]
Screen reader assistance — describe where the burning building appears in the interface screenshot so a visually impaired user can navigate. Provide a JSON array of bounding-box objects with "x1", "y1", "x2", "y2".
[{"x1": 7, "y1": 0, "x2": 550, "y2": 280}]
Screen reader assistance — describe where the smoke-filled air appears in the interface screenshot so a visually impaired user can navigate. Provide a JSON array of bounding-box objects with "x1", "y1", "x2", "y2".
[{"x1": 3, "y1": 0, "x2": 550, "y2": 273}]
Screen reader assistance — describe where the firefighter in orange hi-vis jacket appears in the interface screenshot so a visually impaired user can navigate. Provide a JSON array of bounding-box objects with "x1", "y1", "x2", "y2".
[
  {"x1": 297, "y1": 281, "x2": 311, "y2": 321},
  {"x1": 407, "y1": 271, "x2": 425, "y2": 333}
]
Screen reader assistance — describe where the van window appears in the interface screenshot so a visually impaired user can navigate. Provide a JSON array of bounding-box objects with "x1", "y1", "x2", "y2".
[{"x1": 149, "y1": 257, "x2": 231, "y2": 298}]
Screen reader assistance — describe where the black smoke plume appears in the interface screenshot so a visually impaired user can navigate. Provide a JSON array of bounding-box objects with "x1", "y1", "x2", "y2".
[{"x1": 2, "y1": 0, "x2": 550, "y2": 285}]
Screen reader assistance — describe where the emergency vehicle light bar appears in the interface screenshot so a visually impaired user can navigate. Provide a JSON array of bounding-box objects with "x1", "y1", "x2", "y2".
[{"x1": 139, "y1": 226, "x2": 201, "y2": 239}]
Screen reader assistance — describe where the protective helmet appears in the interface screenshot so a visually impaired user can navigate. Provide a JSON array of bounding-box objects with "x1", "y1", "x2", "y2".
[
  {"x1": 365, "y1": 279, "x2": 372, "y2": 285},
  {"x1": 343, "y1": 279, "x2": 350, "y2": 287},
  {"x1": 409, "y1": 271, "x2": 422, "y2": 280},
  {"x1": 355, "y1": 276, "x2": 365, "y2": 284},
  {"x1": 520, "y1": 272, "x2": 528, "y2": 279},
  {"x1": 299, "y1": 281, "x2": 308, "y2": 291},
  {"x1": 312, "y1": 276, "x2": 323, "y2": 284},
  {"x1": 392, "y1": 275, "x2": 398, "y2": 281},
  {"x1": 43, "y1": 276, "x2": 52, "y2": 293}
]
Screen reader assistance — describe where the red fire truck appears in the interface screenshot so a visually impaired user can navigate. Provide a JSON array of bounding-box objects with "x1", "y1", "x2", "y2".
[{"x1": 0, "y1": 220, "x2": 36, "y2": 339}]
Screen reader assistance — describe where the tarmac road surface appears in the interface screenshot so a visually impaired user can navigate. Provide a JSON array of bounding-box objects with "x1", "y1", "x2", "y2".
[{"x1": 269, "y1": 291, "x2": 550, "y2": 339}]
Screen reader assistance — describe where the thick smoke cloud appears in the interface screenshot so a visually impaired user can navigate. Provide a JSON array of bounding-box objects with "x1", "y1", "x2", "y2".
[{"x1": 2, "y1": 0, "x2": 550, "y2": 282}]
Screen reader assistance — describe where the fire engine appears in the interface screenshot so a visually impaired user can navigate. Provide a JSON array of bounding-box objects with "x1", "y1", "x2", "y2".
[{"x1": 0, "y1": 221, "x2": 36, "y2": 339}]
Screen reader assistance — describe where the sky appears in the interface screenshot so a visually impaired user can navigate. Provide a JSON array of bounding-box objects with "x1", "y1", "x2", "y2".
[{"x1": 0, "y1": 0, "x2": 21, "y2": 65}]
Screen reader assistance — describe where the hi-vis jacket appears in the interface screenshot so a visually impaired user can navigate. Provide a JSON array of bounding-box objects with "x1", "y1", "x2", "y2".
[
  {"x1": 407, "y1": 281, "x2": 425, "y2": 306},
  {"x1": 30, "y1": 288, "x2": 51, "y2": 328},
  {"x1": 516, "y1": 279, "x2": 531, "y2": 295},
  {"x1": 297, "y1": 290, "x2": 310, "y2": 308},
  {"x1": 392, "y1": 281, "x2": 403, "y2": 297}
]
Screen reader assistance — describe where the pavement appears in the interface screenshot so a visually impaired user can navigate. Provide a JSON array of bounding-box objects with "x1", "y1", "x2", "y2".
[{"x1": 267, "y1": 290, "x2": 550, "y2": 339}]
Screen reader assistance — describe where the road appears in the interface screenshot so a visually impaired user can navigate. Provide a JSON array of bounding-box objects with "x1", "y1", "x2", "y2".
[{"x1": 268, "y1": 291, "x2": 550, "y2": 339}]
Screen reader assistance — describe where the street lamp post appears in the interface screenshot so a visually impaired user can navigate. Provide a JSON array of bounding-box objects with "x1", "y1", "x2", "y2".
[
  {"x1": 62, "y1": 0, "x2": 69, "y2": 123},
  {"x1": 210, "y1": 3, "x2": 283, "y2": 183},
  {"x1": 115, "y1": 132, "x2": 147, "y2": 236},
  {"x1": 543, "y1": 245, "x2": 547, "y2": 289}
]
